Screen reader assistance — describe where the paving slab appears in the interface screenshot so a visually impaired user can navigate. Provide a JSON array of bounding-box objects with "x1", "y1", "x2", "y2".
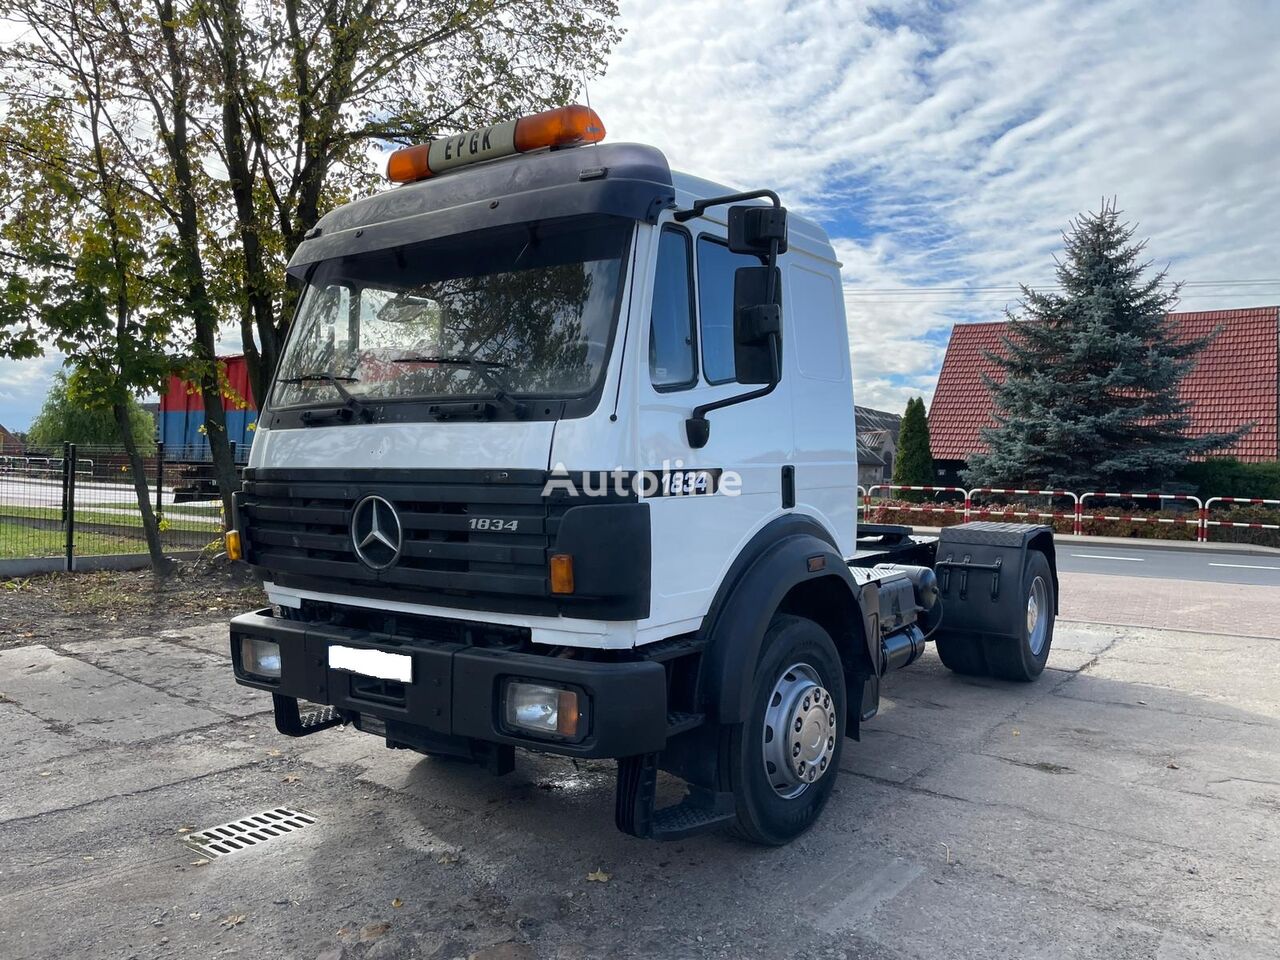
[
  {"x1": 59, "y1": 633, "x2": 267, "y2": 719},
  {"x1": 0, "y1": 645, "x2": 225, "y2": 744}
]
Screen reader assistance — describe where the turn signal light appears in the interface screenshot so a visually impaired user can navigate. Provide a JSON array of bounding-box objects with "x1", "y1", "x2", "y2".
[
  {"x1": 386, "y1": 105, "x2": 606, "y2": 184},
  {"x1": 549, "y1": 553, "x2": 575, "y2": 594},
  {"x1": 225, "y1": 529, "x2": 243, "y2": 561}
]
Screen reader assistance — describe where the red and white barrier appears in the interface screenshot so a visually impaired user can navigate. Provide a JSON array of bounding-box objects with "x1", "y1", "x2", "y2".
[
  {"x1": 855, "y1": 486, "x2": 1277, "y2": 544},
  {"x1": 967, "y1": 487, "x2": 1079, "y2": 532},
  {"x1": 1078, "y1": 492, "x2": 1206, "y2": 541},
  {"x1": 864, "y1": 484, "x2": 970, "y2": 523},
  {"x1": 1203, "y1": 497, "x2": 1280, "y2": 541}
]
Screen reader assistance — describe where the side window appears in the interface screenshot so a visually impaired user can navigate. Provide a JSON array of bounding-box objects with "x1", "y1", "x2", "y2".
[
  {"x1": 648, "y1": 228, "x2": 696, "y2": 390},
  {"x1": 696, "y1": 236, "x2": 762, "y2": 384}
]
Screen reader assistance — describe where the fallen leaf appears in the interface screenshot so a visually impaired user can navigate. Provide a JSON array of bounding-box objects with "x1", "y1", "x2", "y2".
[
  {"x1": 1011, "y1": 729, "x2": 1020, "y2": 737},
  {"x1": 1136, "y1": 700, "x2": 1148, "y2": 706},
  {"x1": 39, "y1": 771, "x2": 52, "y2": 777},
  {"x1": 188, "y1": 913, "x2": 201, "y2": 920},
  {"x1": 82, "y1": 856, "x2": 95, "y2": 862},
  {"x1": 437, "y1": 851, "x2": 460, "y2": 865},
  {"x1": 221, "y1": 914, "x2": 246, "y2": 928},
  {"x1": 1167, "y1": 762, "x2": 1180, "y2": 769},
  {"x1": 391, "y1": 898, "x2": 404, "y2": 908},
  {"x1": 360, "y1": 922, "x2": 391, "y2": 941},
  {"x1": 586, "y1": 869, "x2": 611, "y2": 883},
  {"x1": 266, "y1": 748, "x2": 282, "y2": 757},
  {"x1": 177, "y1": 826, "x2": 193, "y2": 834},
  {"x1": 282, "y1": 774, "x2": 302, "y2": 783},
  {"x1": 190, "y1": 859, "x2": 210, "y2": 867}
]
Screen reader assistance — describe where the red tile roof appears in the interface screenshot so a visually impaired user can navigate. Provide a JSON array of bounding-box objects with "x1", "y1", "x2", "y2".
[{"x1": 928, "y1": 307, "x2": 1280, "y2": 463}]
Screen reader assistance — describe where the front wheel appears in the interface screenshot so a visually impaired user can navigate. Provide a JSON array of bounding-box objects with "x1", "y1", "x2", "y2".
[{"x1": 725, "y1": 615, "x2": 846, "y2": 845}]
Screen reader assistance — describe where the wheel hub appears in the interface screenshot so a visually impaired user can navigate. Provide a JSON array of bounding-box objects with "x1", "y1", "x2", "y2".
[
  {"x1": 1027, "y1": 575, "x2": 1048, "y2": 655},
  {"x1": 762, "y1": 663, "x2": 837, "y2": 799}
]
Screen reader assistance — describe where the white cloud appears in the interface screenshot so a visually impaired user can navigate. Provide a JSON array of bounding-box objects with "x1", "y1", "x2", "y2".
[
  {"x1": 0, "y1": 353, "x2": 65, "y2": 430},
  {"x1": 6, "y1": 1, "x2": 1277, "y2": 420},
  {"x1": 591, "y1": 0, "x2": 1280, "y2": 411}
]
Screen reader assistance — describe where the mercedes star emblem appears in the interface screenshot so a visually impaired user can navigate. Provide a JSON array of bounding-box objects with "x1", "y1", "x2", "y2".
[{"x1": 350, "y1": 494, "x2": 403, "y2": 570}]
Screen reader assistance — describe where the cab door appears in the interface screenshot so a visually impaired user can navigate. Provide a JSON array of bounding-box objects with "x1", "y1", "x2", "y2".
[{"x1": 636, "y1": 215, "x2": 794, "y2": 639}]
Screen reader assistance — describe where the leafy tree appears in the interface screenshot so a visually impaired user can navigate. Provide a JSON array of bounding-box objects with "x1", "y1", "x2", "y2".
[
  {"x1": 2, "y1": 0, "x2": 623, "y2": 522},
  {"x1": 964, "y1": 201, "x2": 1244, "y2": 491},
  {"x1": 28, "y1": 373, "x2": 157, "y2": 454},
  {"x1": 198, "y1": 0, "x2": 622, "y2": 404},
  {"x1": 891, "y1": 397, "x2": 935, "y2": 501},
  {"x1": 0, "y1": 20, "x2": 177, "y2": 572}
]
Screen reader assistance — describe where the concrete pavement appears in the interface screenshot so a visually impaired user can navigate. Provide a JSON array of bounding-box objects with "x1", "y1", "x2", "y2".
[{"x1": 1, "y1": 603, "x2": 1277, "y2": 959}]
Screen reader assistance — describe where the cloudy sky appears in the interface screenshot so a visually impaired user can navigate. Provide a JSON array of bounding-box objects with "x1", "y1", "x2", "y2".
[{"x1": 2, "y1": 0, "x2": 1278, "y2": 429}]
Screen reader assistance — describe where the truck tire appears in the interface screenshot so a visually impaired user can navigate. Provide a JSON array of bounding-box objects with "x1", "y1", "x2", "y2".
[
  {"x1": 933, "y1": 629, "x2": 989, "y2": 676},
  {"x1": 984, "y1": 549, "x2": 1056, "y2": 682},
  {"x1": 724, "y1": 614, "x2": 846, "y2": 845}
]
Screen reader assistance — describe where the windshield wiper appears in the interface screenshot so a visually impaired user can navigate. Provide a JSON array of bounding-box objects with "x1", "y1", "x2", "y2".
[
  {"x1": 277, "y1": 372, "x2": 375, "y2": 424},
  {"x1": 392, "y1": 355, "x2": 527, "y2": 419}
]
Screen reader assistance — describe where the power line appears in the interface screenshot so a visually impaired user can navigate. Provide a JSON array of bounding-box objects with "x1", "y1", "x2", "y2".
[
  {"x1": 843, "y1": 278, "x2": 1280, "y2": 296},
  {"x1": 845, "y1": 291, "x2": 1280, "y2": 306}
]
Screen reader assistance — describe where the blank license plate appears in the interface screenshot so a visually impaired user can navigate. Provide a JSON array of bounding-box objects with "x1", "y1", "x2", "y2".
[{"x1": 328, "y1": 645, "x2": 413, "y2": 683}]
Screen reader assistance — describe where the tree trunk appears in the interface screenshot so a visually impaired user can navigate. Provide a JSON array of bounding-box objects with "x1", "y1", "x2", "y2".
[{"x1": 114, "y1": 402, "x2": 174, "y2": 576}]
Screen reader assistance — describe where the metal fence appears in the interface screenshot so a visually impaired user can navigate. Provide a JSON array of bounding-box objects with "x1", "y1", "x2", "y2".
[{"x1": 0, "y1": 442, "x2": 229, "y2": 568}]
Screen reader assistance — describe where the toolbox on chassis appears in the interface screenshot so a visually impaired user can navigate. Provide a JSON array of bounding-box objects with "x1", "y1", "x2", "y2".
[{"x1": 227, "y1": 105, "x2": 1059, "y2": 845}]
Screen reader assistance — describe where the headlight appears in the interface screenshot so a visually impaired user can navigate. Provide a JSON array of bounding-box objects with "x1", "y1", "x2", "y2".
[
  {"x1": 240, "y1": 636, "x2": 282, "y2": 679},
  {"x1": 502, "y1": 680, "x2": 584, "y2": 740}
]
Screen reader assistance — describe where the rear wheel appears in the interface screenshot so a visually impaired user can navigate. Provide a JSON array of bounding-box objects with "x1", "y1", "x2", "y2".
[
  {"x1": 725, "y1": 615, "x2": 846, "y2": 845},
  {"x1": 985, "y1": 550, "x2": 1055, "y2": 681},
  {"x1": 934, "y1": 627, "x2": 988, "y2": 676},
  {"x1": 934, "y1": 550, "x2": 1056, "y2": 681}
]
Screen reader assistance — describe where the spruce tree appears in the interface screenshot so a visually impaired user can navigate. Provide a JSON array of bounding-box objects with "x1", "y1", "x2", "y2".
[
  {"x1": 892, "y1": 397, "x2": 935, "y2": 500},
  {"x1": 964, "y1": 200, "x2": 1243, "y2": 491}
]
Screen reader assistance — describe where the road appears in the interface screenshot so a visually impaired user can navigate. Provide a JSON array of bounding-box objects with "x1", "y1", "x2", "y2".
[
  {"x1": 0, "y1": 475, "x2": 221, "y2": 524},
  {"x1": 1055, "y1": 538, "x2": 1280, "y2": 586},
  {"x1": 1, "y1": 581, "x2": 1278, "y2": 959}
]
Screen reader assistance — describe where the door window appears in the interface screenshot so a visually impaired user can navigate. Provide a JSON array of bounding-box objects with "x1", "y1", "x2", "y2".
[
  {"x1": 696, "y1": 237, "x2": 762, "y2": 384},
  {"x1": 649, "y1": 228, "x2": 697, "y2": 390}
]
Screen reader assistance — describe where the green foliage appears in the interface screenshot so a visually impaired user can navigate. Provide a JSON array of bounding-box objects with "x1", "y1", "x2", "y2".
[
  {"x1": 1179, "y1": 458, "x2": 1280, "y2": 501},
  {"x1": 27, "y1": 372, "x2": 155, "y2": 454},
  {"x1": 892, "y1": 397, "x2": 935, "y2": 501},
  {"x1": 964, "y1": 200, "x2": 1244, "y2": 491}
]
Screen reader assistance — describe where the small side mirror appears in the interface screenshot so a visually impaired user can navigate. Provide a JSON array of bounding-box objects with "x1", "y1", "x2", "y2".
[
  {"x1": 728, "y1": 205, "x2": 788, "y2": 258},
  {"x1": 733, "y1": 266, "x2": 782, "y2": 385}
]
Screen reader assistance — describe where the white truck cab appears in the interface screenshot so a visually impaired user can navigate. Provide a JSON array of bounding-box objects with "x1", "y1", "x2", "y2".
[{"x1": 229, "y1": 105, "x2": 1059, "y2": 843}]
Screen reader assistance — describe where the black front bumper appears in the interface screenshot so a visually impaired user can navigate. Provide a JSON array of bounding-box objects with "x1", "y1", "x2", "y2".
[{"x1": 229, "y1": 609, "x2": 669, "y2": 758}]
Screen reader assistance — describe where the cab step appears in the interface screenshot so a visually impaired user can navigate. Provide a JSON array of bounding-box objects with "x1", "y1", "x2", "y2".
[
  {"x1": 273, "y1": 695, "x2": 345, "y2": 737},
  {"x1": 665, "y1": 711, "x2": 705, "y2": 736},
  {"x1": 615, "y1": 753, "x2": 735, "y2": 840}
]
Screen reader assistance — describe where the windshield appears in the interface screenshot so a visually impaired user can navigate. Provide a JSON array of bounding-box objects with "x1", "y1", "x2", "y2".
[{"x1": 272, "y1": 216, "x2": 633, "y2": 412}]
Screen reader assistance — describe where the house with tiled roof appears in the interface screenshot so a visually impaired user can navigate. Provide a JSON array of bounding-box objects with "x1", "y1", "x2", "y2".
[
  {"x1": 928, "y1": 306, "x2": 1280, "y2": 483},
  {"x1": 0, "y1": 422, "x2": 24, "y2": 456},
  {"x1": 854, "y1": 405, "x2": 902, "y2": 487}
]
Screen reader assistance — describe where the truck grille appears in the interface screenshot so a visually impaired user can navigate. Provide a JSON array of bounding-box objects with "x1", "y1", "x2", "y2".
[{"x1": 237, "y1": 468, "x2": 632, "y2": 616}]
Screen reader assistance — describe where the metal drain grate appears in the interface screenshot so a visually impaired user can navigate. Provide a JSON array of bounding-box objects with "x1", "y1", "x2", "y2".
[{"x1": 181, "y1": 807, "x2": 316, "y2": 859}]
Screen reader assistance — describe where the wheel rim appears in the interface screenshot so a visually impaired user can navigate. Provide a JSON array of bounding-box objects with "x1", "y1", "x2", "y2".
[
  {"x1": 761, "y1": 662, "x2": 837, "y2": 799},
  {"x1": 1026, "y1": 575, "x2": 1048, "y2": 656}
]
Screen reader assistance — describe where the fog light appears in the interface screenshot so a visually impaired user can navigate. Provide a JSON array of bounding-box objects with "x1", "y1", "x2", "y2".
[
  {"x1": 503, "y1": 681, "x2": 582, "y2": 739},
  {"x1": 240, "y1": 636, "x2": 281, "y2": 679}
]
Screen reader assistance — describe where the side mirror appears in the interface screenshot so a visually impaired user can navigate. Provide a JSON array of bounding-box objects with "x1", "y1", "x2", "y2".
[
  {"x1": 733, "y1": 266, "x2": 782, "y2": 385},
  {"x1": 728, "y1": 205, "x2": 788, "y2": 258}
]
